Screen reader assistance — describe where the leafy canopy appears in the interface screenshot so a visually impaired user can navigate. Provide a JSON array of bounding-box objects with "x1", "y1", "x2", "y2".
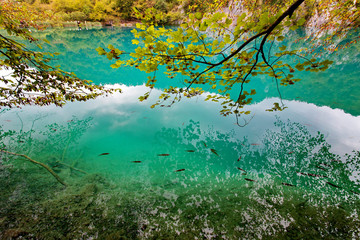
[
  {"x1": 98, "y1": 0, "x2": 338, "y2": 125},
  {"x1": 0, "y1": 0, "x2": 117, "y2": 108}
]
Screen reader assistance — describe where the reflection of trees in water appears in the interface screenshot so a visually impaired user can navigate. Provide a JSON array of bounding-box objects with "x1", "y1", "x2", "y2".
[
  {"x1": 147, "y1": 119, "x2": 360, "y2": 239},
  {"x1": 39, "y1": 116, "x2": 93, "y2": 164},
  {"x1": 0, "y1": 114, "x2": 359, "y2": 239},
  {"x1": 0, "y1": 112, "x2": 93, "y2": 182},
  {"x1": 155, "y1": 118, "x2": 359, "y2": 197},
  {"x1": 257, "y1": 118, "x2": 359, "y2": 196}
]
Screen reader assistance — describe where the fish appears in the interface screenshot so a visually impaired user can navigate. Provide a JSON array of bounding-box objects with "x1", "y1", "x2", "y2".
[
  {"x1": 237, "y1": 156, "x2": 241, "y2": 161},
  {"x1": 18, "y1": 140, "x2": 24, "y2": 143},
  {"x1": 132, "y1": 161, "x2": 142, "y2": 163},
  {"x1": 251, "y1": 143, "x2": 260, "y2": 146},
  {"x1": 287, "y1": 151, "x2": 294, "y2": 154},
  {"x1": 241, "y1": 173, "x2": 247, "y2": 175},
  {"x1": 175, "y1": 169, "x2": 185, "y2": 172},
  {"x1": 186, "y1": 150, "x2": 195, "y2": 152},
  {"x1": 326, "y1": 182, "x2": 341, "y2": 188},
  {"x1": 210, "y1": 149, "x2": 218, "y2": 156},
  {"x1": 98, "y1": 153, "x2": 110, "y2": 156},
  {"x1": 244, "y1": 178, "x2": 256, "y2": 182},
  {"x1": 330, "y1": 159, "x2": 341, "y2": 163},
  {"x1": 296, "y1": 172, "x2": 328, "y2": 178},
  {"x1": 158, "y1": 154, "x2": 170, "y2": 156},
  {"x1": 282, "y1": 182, "x2": 296, "y2": 187},
  {"x1": 320, "y1": 163, "x2": 331, "y2": 167},
  {"x1": 307, "y1": 173, "x2": 328, "y2": 178},
  {"x1": 237, "y1": 167, "x2": 246, "y2": 172},
  {"x1": 316, "y1": 166, "x2": 327, "y2": 171},
  {"x1": 202, "y1": 141, "x2": 207, "y2": 147}
]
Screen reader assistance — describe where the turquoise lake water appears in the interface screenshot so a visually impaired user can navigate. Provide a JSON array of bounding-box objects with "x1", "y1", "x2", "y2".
[{"x1": 0, "y1": 27, "x2": 360, "y2": 239}]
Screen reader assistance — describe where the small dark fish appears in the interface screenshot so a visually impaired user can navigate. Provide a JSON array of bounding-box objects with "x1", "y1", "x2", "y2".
[
  {"x1": 241, "y1": 173, "x2": 247, "y2": 175},
  {"x1": 251, "y1": 143, "x2": 260, "y2": 146},
  {"x1": 52, "y1": 128, "x2": 57, "y2": 131},
  {"x1": 186, "y1": 150, "x2": 195, "y2": 152},
  {"x1": 338, "y1": 205, "x2": 345, "y2": 210},
  {"x1": 287, "y1": 151, "x2": 294, "y2": 154},
  {"x1": 244, "y1": 178, "x2": 256, "y2": 182},
  {"x1": 141, "y1": 224, "x2": 147, "y2": 231},
  {"x1": 18, "y1": 140, "x2": 25, "y2": 143},
  {"x1": 202, "y1": 142, "x2": 207, "y2": 147},
  {"x1": 132, "y1": 161, "x2": 142, "y2": 163},
  {"x1": 237, "y1": 156, "x2": 241, "y2": 161},
  {"x1": 175, "y1": 169, "x2": 185, "y2": 172},
  {"x1": 307, "y1": 173, "x2": 328, "y2": 178},
  {"x1": 67, "y1": 120, "x2": 73, "y2": 122},
  {"x1": 330, "y1": 159, "x2": 341, "y2": 163},
  {"x1": 326, "y1": 182, "x2": 341, "y2": 188},
  {"x1": 160, "y1": 105, "x2": 165, "y2": 107},
  {"x1": 282, "y1": 182, "x2": 296, "y2": 187},
  {"x1": 158, "y1": 154, "x2": 170, "y2": 156},
  {"x1": 350, "y1": 190, "x2": 359, "y2": 195},
  {"x1": 297, "y1": 172, "x2": 327, "y2": 178},
  {"x1": 98, "y1": 153, "x2": 110, "y2": 156},
  {"x1": 320, "y1": 163, "x2": 331, "y2": 167},
  {"x1": 316, "y1": 166, "x2": 327, "y2": 171},
  {"x1": 210, "y1": 149, "x2": 218, "y2": 156},
  {"x1": 237, "y1": 167, "x2": 246, "y2": 172},
  {"x1": 4, "y1": 120, "x2": 11, "y2": 122}
]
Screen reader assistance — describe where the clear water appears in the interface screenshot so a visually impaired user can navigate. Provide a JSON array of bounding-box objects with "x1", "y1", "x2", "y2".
[{"x1": 1, "y1": 27, "x2": 360, "y2": 239}]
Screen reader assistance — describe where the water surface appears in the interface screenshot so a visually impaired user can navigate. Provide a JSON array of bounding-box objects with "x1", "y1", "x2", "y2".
[{"x1": 0, "y1": 27, "x2": 359, "y2": 239}]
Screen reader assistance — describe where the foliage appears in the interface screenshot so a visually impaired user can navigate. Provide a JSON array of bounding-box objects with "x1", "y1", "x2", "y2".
[
  {"x1": 113, "y1": 0, "x2": 134, "y2": 20},
  {"x1": 26, "y1": 0, "x2": 184, "y2": 23},
  {"x1": 0, "y1": 0, "x2": 117, "y2": 108},
  {"x1": 97, "y1": 0, "x2": 338, "y2": 125}
]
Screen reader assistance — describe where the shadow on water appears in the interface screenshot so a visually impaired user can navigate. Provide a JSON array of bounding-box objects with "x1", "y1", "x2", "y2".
[{"x1": 0, "y1": 109, "x2": 359, "y2": 239}]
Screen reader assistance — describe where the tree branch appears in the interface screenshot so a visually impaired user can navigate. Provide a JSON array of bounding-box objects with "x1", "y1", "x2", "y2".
[{"x1": 0, "y1": 149, "x2": 67, "y2": 186}]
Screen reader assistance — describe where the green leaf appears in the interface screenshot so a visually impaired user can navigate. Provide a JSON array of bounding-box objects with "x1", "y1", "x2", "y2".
[
  {"x1": 295, "y1": 63, "x2": 304, "y2": 71},
  {"x1": 279, "y1": 45, "x2": 286, "y2": 51},
  {"x1": 297, "y1": 18, "x2": 306, "y2": 26},
  {"x1": 195, "y1": 12, "x2": 203, "y2": 20},
  {"x1": 96, "y1": 47, "x2": 106, "y2": 55},
  {"x1": 277, "y1": 36, "x2": 285, "y2": 41}
]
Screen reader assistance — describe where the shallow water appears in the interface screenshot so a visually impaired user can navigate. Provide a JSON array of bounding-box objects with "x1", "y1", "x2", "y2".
[{"x1": 0, "y1": 27, "x2": 360, "y2": 239}]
